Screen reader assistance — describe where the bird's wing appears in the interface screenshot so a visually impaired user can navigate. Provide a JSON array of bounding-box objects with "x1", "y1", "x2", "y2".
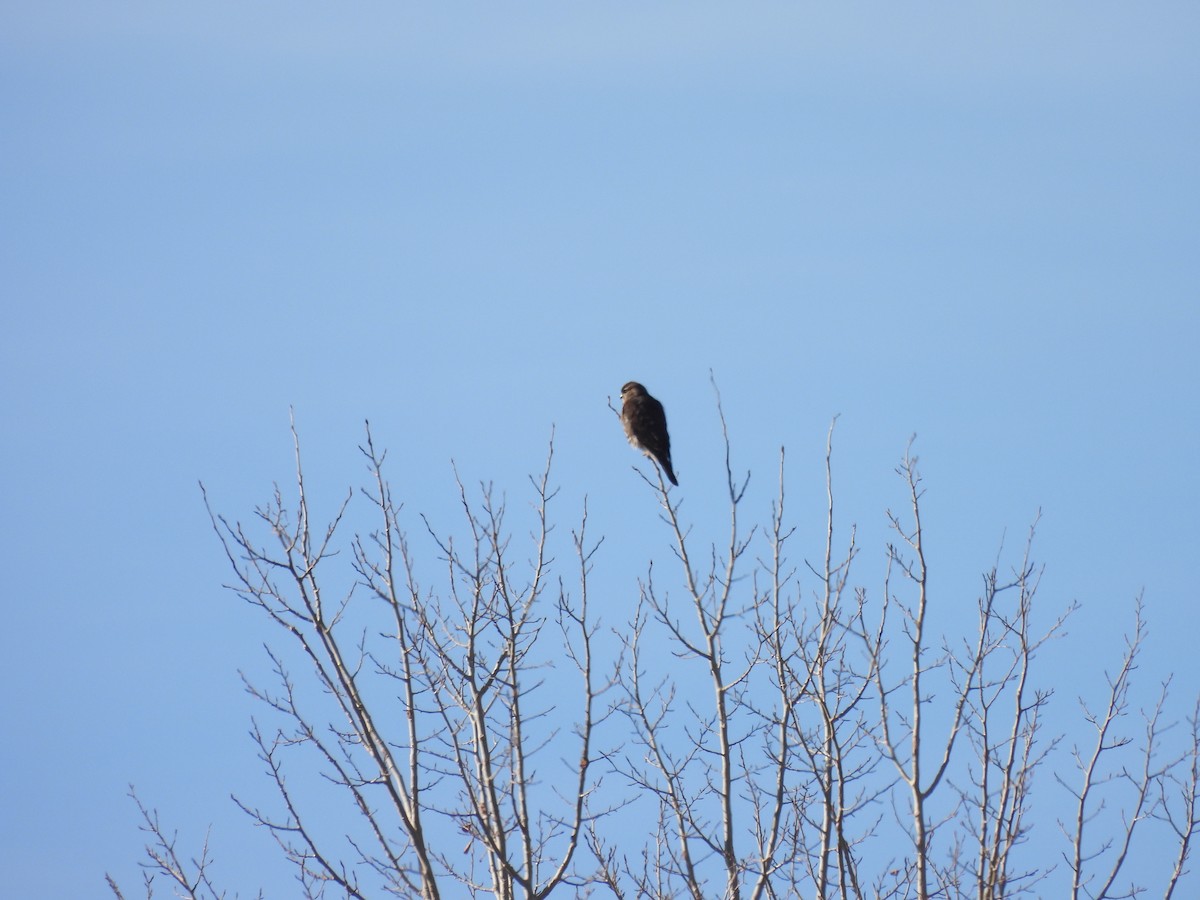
[{"x1": 636, "y1": 397, "x2": 671, "y2": 457}]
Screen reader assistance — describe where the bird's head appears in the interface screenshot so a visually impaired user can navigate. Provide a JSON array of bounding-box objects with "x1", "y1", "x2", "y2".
[{"x1": 620, "y1": 381, "x2": 646, "y2": 399}]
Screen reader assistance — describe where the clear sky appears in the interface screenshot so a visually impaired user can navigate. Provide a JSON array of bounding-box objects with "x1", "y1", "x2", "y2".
[{"x1": 2, "y1": 3, "x2": 1197, "y2": 896}]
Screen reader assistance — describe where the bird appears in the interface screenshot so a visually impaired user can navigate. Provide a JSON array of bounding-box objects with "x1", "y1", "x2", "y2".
[{"x1": 620, "y1": 381, "x2": 678, "y2": 486}]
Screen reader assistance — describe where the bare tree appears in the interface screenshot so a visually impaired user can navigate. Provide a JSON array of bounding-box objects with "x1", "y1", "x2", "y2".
[
  {"x1": 1059, "y1": 598, "x2": 1200, "y2": 900},
  {"x1": 955, "y1": 517, "x2": 1070, "y2": 900},
  {"x1": 106, "y1": 788, "x2": 262, "y2": 900},
  {"x1": 112, "y1": 417, "x2": 613, "y2": 899},
  {"x1": 111, "y1": 401, "x2": 1198, "y2": 899}
]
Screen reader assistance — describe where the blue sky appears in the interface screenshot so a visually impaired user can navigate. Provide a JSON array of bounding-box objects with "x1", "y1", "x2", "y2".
[{"x1": 2, "y1": 4, "x2": 1197, "y2": 896}]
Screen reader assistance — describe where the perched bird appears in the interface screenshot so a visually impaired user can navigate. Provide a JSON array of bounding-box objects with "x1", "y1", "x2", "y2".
[{"x1": 620, "y1": 381, "x2": 679, "y2": 486}]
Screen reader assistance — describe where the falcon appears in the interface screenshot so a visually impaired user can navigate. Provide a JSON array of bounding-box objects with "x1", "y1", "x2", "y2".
[{"x1": 620, "y1": 381, "x2": 679, "y2": 486}]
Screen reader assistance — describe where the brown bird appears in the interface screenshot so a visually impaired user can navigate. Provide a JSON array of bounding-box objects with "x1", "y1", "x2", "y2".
[{"x1": 620, "y1": 381, "x2": 678, "y2": 486}]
